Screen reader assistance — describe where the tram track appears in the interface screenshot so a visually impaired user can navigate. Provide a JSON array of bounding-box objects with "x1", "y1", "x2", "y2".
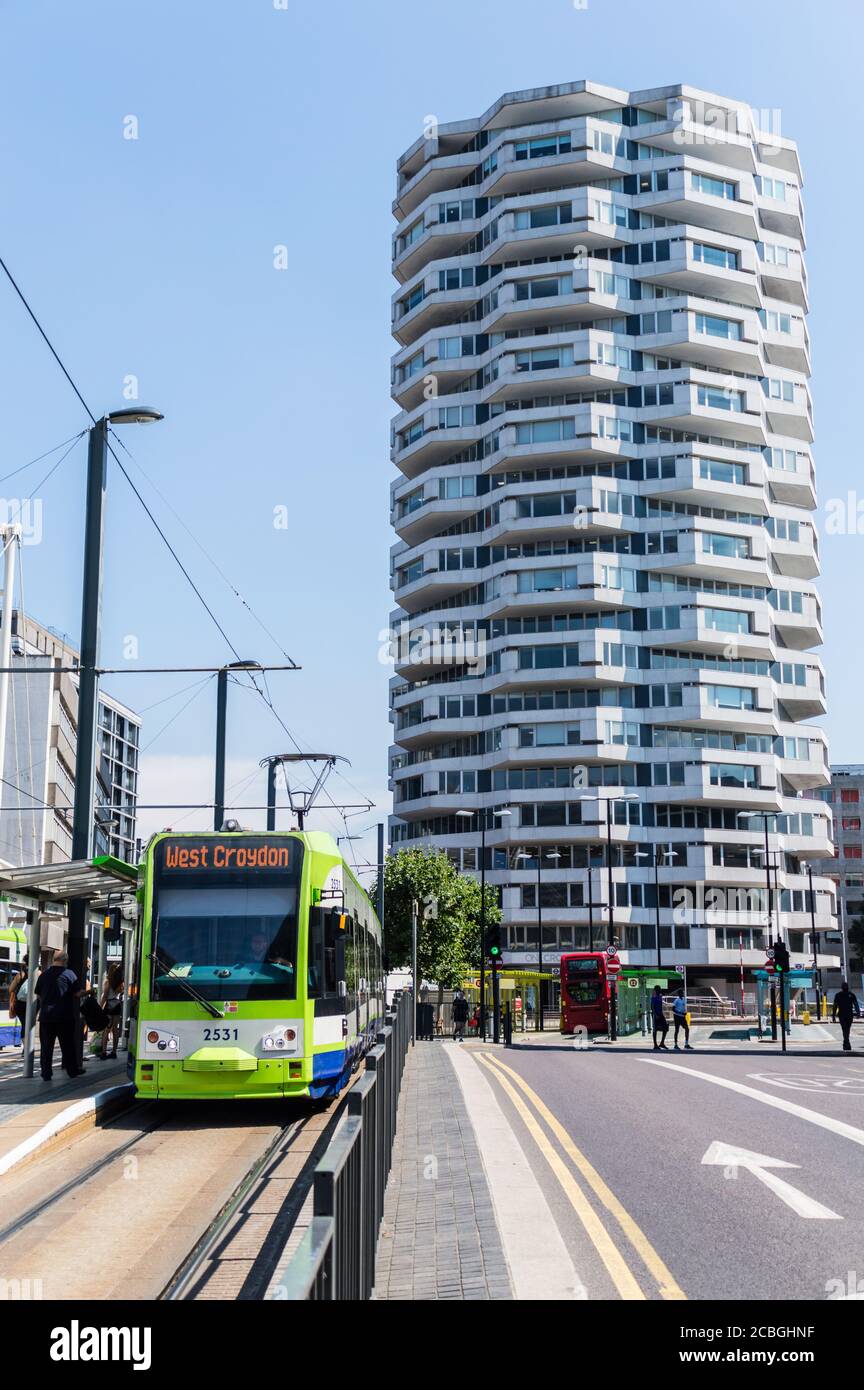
[
  {"x1": 0, "y1": 1101, "x2": 159, "y2": 1249},
  {"x1": 0, "y1": 1090, "x2": 350, "y2": 1300}
]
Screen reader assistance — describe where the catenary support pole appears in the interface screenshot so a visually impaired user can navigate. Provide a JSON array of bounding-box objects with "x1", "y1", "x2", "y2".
[{"x1": 214, "y1": 666, "x2": 228, "y2": 831}]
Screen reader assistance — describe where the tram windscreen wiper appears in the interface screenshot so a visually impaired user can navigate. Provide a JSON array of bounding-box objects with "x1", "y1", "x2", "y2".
[{"x1": 148, "y1": 952, "x2": 224, "y2": 1020}]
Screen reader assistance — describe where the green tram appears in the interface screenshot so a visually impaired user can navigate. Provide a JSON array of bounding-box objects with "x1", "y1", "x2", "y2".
[{"x1": 130, "y1": 830, "x2": 384, "y2": 1100}]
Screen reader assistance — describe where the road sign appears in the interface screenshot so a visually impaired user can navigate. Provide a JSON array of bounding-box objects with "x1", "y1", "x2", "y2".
[
  {"x1": 626, "y1": 977, "x2": 639, "y2": 990},
  {"x1": 606, "y1": 956, "x2": 621, "y2": 975}
]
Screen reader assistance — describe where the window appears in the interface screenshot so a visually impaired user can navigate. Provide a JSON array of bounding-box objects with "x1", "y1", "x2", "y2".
[
  {"x1": 514, "y1": 133, "x2": 572, "y2": 160},
  {"x1": 705, "y1": 684, "x2": 755, "y2": 710},
  {"x1": 759, "y1": 309, "x2": 793, "y2": 335},
  {"x1": 703, "y1": 607, "x2": 750, "y2": 634},
  {"x1": 695, "y1": 312, "x2": 742, "y2": 341},
  {"x1": 757, "y1": 241, "x2": 791, "y2": 267},
  {"x1": 693, "y1": 242, "x2": 739, "y2": 270},
  {"x1": 710, "y1": 763, "x2": 758, "y2": 789},
  {"x1": 700, "y1": 458, "x2": 746, "y2": 486},
  {"x1": 841, "y1": 789, "x2": 860, "y2": 804},
  {"x1": 514, "y1": 204, "x2": 573, "y2": 230},
  {"x1": 691, "y1": 172, "x2": 737, "y2": 200},
  {"x1": 515, "y1": 274, "x2": 573, "y2": 301},
  {"x1": 844, "y1": 845, "x2": 863, "y2": 860},
  {"x1": 754, "y1": 174, "x2": 787, "y2": 201},
  {"x1": 701, "y1": 532, "x2": 750, "y2": 559},
  {"x1": 842, "y1": 818, "x2": 861, "y2": 832},
  {"x1": 697, "y1": 385, "x2": 745, "y2": 413}
]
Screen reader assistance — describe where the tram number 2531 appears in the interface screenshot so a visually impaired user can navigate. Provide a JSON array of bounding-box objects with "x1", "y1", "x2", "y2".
[{"x1": 202, "y1": 1027, "x2": 240, "y2": 1041}]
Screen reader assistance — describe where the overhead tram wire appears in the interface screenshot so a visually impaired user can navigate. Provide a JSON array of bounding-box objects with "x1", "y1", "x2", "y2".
[
  {"x1": 110, "y1": 430, "x2": 299, "y2": 667},
  {"x1": 0, "y1": 253, "x2": 364, "y2": 820},
  {"x1": 0, "y1": 252, "x2": 260, "y2": 668},
  {"x1": 140, "y1": 674, "x2": 216, "y2": 753},
  {"x1": 0, "y1": 430, "x2": 87, "y2": 488}
]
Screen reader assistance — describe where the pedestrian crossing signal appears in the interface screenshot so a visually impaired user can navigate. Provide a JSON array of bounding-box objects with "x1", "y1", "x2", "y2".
[{"x1": 484, "y1": 924, "x2": 502, "y2": 960}]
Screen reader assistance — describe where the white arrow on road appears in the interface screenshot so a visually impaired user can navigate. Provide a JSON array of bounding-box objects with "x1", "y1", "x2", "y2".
[{"x1": 701, "y1": 1142, "x2": 842, "y2": 1220}]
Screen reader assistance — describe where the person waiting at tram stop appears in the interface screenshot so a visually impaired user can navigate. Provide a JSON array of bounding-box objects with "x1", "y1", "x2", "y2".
[
  {"x1": 671, "y1": 989, "x2": 694, "y2": 1052},
  {"x1": 832, "y1": 980, "x2": 861, "y2": 1052},
  {"x1": 34, "y1": 950, "x2": 82, "y2": 1080},
  {"x1": 99, "y1": 963, "x2": 125, "y2": 1060},
  {"x1": 650, "y1": 985, "x2": 669, "y2": 1051}
]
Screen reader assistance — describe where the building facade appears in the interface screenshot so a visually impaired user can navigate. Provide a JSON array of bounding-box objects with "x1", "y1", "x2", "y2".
[
  {"x1": 0, "y1": 611, "x2": 141, "y2": 868},
  {"x1": 388, "y1": 80, "x2": 838, "y2": 997}
]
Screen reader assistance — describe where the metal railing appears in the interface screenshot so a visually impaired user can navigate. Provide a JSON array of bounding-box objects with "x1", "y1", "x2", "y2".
[{"x1": 272, "y1": 990, "x2": 411, "y2": 1301}]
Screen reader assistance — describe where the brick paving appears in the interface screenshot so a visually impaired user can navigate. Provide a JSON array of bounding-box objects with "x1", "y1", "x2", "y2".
[{"x1": 373, "y1": 1041, "x2": 513, "y2": 1300}]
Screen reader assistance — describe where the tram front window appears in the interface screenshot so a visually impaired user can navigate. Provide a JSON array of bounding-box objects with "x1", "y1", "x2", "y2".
[{"x1": 151, "y1": 837, "x2": 302, "y2": 1001}]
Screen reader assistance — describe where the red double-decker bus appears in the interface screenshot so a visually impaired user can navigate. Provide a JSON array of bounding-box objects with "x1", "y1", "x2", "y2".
[{"x1": 560, "y1": 952, "x2": 612, "y2": 1034}]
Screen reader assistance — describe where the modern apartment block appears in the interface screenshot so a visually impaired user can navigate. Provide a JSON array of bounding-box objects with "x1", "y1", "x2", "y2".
[
  {"x1": 807, "y1": 766, "x2": 864, "y2": 988},
  {"x1": 0, "y1": 610, "x2": 141, "y2": 868},
  {"x1": 388, "y1": 80, "x2": 839, "y2": 997}
]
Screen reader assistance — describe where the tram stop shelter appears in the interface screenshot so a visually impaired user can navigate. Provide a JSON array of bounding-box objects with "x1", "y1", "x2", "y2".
[{"x1": 0, "y1": 855, "x2": 138, "y2": 1065}]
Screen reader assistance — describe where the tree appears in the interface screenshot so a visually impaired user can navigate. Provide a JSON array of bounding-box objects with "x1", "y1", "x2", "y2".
[{"x1": 377, "y1": 848, "x2": 500, "y2": 1009}]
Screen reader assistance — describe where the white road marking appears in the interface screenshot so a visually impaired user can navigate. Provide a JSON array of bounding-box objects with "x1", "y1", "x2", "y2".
[
  {"x1": 746, "y1": 1072, "x2": 864, "y2": 1094},
  {"x1": 639, "y1": 1058, "x2": 864, "y2": 1148},
  {"x1": 702, "y1": 1141, "x2": 842, "y2": 1220},
  {"x1": 444, "y1": 1044, "x2": 587, "y2": 1300}
]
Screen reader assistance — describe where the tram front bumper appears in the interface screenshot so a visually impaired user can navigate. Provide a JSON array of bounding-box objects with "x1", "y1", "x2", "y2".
[{"x1": 135, "y1": 1055, "x2": 311, "y2": 1098}]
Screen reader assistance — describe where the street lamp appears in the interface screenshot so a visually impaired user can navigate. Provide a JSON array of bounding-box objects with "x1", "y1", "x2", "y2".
[
  {"x1": 635, "y1": 844, "x2": 678, "y2": 969},
  {"x1": 576, "y1": 793, "x2": 638, "y2": 1042},
  {"x1": 68, "y1": 407, "x2": 163, "y2": 1017},
  {"x1": 515, "y1": 847, "x2": 560, "y2": 1032},
  {"x1": 456, "y1": 806, "x2": 511, "y2": 1040}
]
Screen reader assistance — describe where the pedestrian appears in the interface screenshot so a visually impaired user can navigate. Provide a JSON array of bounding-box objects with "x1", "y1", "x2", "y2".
[
  {"x1": 452, "y1": 989, "x2": 469, "y2": 1042},
  {"x1": 34, "y1": 950, "x2": 82, "y2": 1080},
  {"x1": 671, "y1": 988, "x2": 693, "y2": 1051},
  {"x1": 469, "y1": 1004, "x2": 480, "y2": 1036},
  {"x1": 9, "y1": 957, "x2": 37, "y2": 1047},
  {"x1": 99, "y1": 963, "x2": 125, "y2": 1059},
  {"x1": 650, "y1": 984, "x2": 669, "y2": 1051},
  {"x1": 832, "y1": 980, "x2": 861, "y2": 1053}
]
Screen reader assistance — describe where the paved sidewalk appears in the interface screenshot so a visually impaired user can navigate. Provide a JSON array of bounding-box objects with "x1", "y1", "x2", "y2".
[
  {"x1": 0, "y1": 1048, "x2": 128, "y2": 1169},
  {"x1": 373, "y1": 1042, "x2": 513, "y2": 1301}
]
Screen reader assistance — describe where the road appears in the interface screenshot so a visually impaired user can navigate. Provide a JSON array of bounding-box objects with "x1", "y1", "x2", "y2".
[{"x1": 461, "y1": 1042, "x2": 864, "y2": 1301}]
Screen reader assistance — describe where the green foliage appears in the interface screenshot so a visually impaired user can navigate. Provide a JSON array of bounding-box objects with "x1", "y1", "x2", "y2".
[{"x1": 376, "y1": 847, "x2": 500, "y2": 989}]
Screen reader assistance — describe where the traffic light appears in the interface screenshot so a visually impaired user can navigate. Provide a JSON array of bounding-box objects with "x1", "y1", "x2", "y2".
[
  {"x1": 484, "y1": 923, "x2": 502, "y2": 961},
  {"x1": 773, "y1": 938, "x2": 790, "y2": 974}
]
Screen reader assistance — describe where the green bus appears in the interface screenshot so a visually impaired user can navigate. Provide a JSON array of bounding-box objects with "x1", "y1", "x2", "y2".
[{"x1": 130, "y1": 830, "x2": 384, "y2": 1100}]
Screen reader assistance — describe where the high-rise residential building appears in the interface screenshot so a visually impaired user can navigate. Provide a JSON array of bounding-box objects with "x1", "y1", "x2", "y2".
[
  {"x1": 388, "y1": 80, "x2": 839, "y2": 999},
  {"x1": 0, "y1": 610, "x2": 141, "y2": 867}
]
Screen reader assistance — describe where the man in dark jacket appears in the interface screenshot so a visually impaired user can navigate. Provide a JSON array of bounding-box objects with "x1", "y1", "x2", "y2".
[
  {"x1": 34, "y1": 950, "x2": 82, "y2": 1079},
  {"x1": 832, "y1": 981, "x2": 861, "y2": 1052},
  {"x1": 451, "y1": 990, "x2": 470, "y2": 1042}
]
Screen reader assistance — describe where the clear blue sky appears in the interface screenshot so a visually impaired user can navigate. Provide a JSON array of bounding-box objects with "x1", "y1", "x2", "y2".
[{"x1": 0, "y1": 0, "x2": 861, "y2": 877}]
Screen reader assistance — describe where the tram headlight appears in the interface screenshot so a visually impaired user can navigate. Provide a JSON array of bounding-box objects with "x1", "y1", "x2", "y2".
[
  {"x1": 261, "y1": 1026, "x2": 299, "y2": 1054},
  {"x1": 143, "y1": 1027, "x2": 180, "y2": 1055}
]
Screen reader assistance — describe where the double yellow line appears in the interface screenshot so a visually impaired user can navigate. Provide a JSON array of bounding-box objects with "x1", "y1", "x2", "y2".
[{"x1": 475, "y1": 1053, "x2": 686, "y2": 1301}]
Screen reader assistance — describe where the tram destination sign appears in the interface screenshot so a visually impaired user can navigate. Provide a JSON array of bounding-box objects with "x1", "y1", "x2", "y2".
[{"x1": 155, "y1": 836, "x2": 300, "y2": 874}]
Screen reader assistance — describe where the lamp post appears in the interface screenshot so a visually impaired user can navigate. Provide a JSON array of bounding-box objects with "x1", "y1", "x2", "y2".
[
  {"x1": 635, "y1": 844, "x2": 677, "y2": 969},
  {"x1": 515, "y1": 847, "x2": 560, "y2": 1031},
  {"x1": 68, "y1": 407, "x2": 163, "y2": 1017},
  {"x1": 740, "y1": 810, "x2": 783, "y2": 1039},
  {"x1": 456, "y1": 806, "x2": 510, "y2": 1040},
  {"x1": 577, "y1": 793, "x2": 638, "y2": 1042}
]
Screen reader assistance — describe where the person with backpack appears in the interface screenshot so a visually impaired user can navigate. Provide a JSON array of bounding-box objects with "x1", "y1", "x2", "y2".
[
  {"x1": 99, "y1": 963, "x2": 125, "y2": 1059},
  {"x1": 650, "y1": 984, "x2": 669, "y2": 1051},
  {"x1": 34, "y1": 950, "x2": 82, "y2": 1079},
  {"x1": 671, "y1": 988, "x2": 694, "y2": 1051},
  {"x1": 451, "y1": 989, "x2": 470, "y2": 1042}
]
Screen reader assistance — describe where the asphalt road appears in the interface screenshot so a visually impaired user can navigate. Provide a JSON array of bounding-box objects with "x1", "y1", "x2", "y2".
[{"x1": 471, "y1": 1043, "x2": 864, "y2": 1301}]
